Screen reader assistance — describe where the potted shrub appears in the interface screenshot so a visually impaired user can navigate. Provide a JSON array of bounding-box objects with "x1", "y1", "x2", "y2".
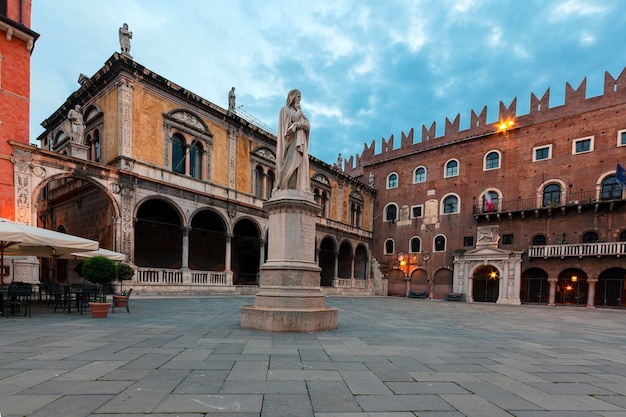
[
  {"x1": 113, "y1": 263, "x2": 135, "y2": 308},
  {"x1": 82, "y1": 256, "x2": 117, "y2": 318}
]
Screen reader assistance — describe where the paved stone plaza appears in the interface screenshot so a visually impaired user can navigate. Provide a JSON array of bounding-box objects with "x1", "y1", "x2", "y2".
[{"x1": 1, "y1": 296, "x2": 626, "y2": 417}]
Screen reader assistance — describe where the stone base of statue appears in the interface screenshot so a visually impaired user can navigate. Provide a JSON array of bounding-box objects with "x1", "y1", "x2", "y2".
[
  {"x1": 241, "y1": 189, "x2": 338, "y2": 332},
  {"x1": 66, "y1": 142, "x2": 89, "y2": 160}
]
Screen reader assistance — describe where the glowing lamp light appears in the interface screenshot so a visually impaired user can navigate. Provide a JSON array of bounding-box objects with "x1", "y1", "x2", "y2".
[
  {"x1": 498, "y1": 119, "x2": 515, "y2": 132},
  {"x1": 571, "y1": 275, "x2": 578, "y2": 282},
  {"x1": 566, "y1": 285, "x2": 573, "y2": 291},
  {"x1": 489, "y1": 271, "x2": 498, "y2": 279}
]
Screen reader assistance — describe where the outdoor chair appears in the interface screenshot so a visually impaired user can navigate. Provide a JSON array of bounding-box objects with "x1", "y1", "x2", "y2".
[
  {"x1": 50, "y1": 284, "x2": 67, "y2": 312},
  {"x1": 112, "y1": 288, "x2": 132, "y2": 313},
  {"x1": 7, "y1": 284, "x2": 33, "y2": 317}
]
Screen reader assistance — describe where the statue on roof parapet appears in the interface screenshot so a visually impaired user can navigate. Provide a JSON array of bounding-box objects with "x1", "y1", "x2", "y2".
[{"x1": 119, "y1": 23, "x2": 133, "y2": 57}]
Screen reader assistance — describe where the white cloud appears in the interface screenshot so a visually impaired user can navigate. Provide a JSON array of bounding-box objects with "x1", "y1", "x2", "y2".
[{"x1": 550, "y1": 0, "x2": 607, "y2": 21}]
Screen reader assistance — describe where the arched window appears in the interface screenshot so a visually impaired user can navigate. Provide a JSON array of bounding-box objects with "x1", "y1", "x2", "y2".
[
  {"x1": 385, "y1": 204, "x2": 398, "y2": 222},
  {"x1": 266, "y1": 170, "x2": 275, "y2": 199},
  {"x1": 255, "y1": 166, "x2": 264, "y2": 198},
  {"x1": 414, "y1": 166, "x2": 426, "y2": 183},
  {"x1": 387, "y1": 173, "x2": 398, "y2": 189},
  {"x1": 189, "y1": 142, "x2": 202, "y2": 179},
  {"x1": 445, "y1": 159, "x2": 459, "y2": 177},
  {"x1": 384, "y1": 239, "x2": 395, "y2": 255},
  {"x1": 483, "y1": 191, "x2": 499, "y2": 212},
  {"x1": 532, "y1": 235, "x2": 547, "y2": 245},
  {"x1": 484, "y1": 151, "x2": 500, "y2": 170},
  {"x1": 601, "y1": 175, "x2": 622, "y2": 200},
  {"x1": 172, "y1": 134, "x2": 186, "y2": 174},
  {"x1": 542, "y1": 183, "x2": 561, "y2": 207},
  {"x1": 582, "y1": 231, "x2": 598, "y2": 243},
  {"x1": 313, "y1": 188, "x2": 329, "y2": 217},
  {"x1": 351, "y1": 203, "x2": 363, "y2": 227},
  {"x1": 620, "y1": 230, "x2": 626, "y2": 242},
  {"x1": 434, "y1": 235, "x2": 446, "y2": 252},
  {"x1": 442, "y1": 195, "x2": 459, "y2": 214},
  {"x1": 410, "y1": 237, "x2": 421, "y2": 253}
]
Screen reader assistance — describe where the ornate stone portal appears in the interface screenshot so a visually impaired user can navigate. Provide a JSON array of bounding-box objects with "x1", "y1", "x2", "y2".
[{"x1": 240, "y1": 189, "x2": 338, "y2": 331}]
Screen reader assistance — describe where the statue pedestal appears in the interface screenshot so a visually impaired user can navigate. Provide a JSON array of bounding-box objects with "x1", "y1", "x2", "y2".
[
  {"x1": 241, "y1": 189, "x2": 338, "y2": 332},
  {"x1": 66, "y1": 142, "x2": 89, "y2": 160}
]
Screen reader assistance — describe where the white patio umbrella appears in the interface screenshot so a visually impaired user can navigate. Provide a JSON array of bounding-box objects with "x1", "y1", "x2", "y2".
[
  {"x1": 60, "y1": 248, "x2": 127, "y2": 261},
  {"x1": 0, "y1": 218, "x2": 99, "y2": 284}
]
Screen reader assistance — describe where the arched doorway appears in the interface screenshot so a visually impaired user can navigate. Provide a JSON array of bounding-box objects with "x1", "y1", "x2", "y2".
[
  {"x1": 134, "y1": 199, "x2": 182, "y2": 268},
  {"x1": 433, "y1": 268, "x2": 453, "y2": 299},
  {"x1": 36, "y1": 176, "x2": 118, "y2": 283},
  {"x1": 318, "y1": 237, "x2": 335, "y2": 286},
  {"x1": 354, "y1": 244, "x2": 368, "y2": 280},
  {"x1": 189, "y1": 210, "x2": 226, "y2": 271},
  {"x1": 521, "y1": 268, "x2": 549, "y2": 304},
  {"x1": 232, "y1": 219, "x2": 261, "y2": 285},
  {"x1": 596, "y1": 268, "x2": 626, "y2": 308},
  {"x1": 338, "y1": 241, "x2": 352, "y2": 279},
  {"x1": 472, "y1": 265, "x2": 499, "y2": 302},
  {"x1": 388, "y1": 268, "x2": 406, "y2": 297},
  {"x1": 556, "y1": 268, "x2": 587, "y2": 305},
  {"x1": 410, "y1": 268, "x2": 428, "y2": 294}
]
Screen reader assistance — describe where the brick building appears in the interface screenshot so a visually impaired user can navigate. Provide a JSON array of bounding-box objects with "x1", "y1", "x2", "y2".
[
  {"x1": 345, "y1": 68, "x2": 626, "y2": 308},
  {"x1": 13, "y1": 47, "x2": 378, "y2": 294},
  {"x1": 0, "y1": 0, "x2": 38, "y2": 220}
]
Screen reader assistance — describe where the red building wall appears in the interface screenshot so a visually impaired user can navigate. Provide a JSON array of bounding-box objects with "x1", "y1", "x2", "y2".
[{"x1": 0, "y1": 0, "x2": 37, "y2": 219}]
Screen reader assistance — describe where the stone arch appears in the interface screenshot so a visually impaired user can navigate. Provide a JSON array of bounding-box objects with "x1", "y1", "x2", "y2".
[
  {"x1": 134, "y1": 198, "x2": 184, "y2": 268},
  {"x1": 232, "y1": 218, "x2": 262, "y2": 285},
  {"x1": 520, "y1": 267, "x2": 549, "y2": 304},
  {"x1": 433, "y1": 267, "x2": 453, "y2": 299},
  {"x1": 354, "y1": 243, "x2": 368, "y2": 279},
  {"x1": 337, "y1": 240, "x2": 353, "y2": 278},
  {"x1": 556, "y1": 268, "x2": 587, "y2": 305},
  {"x1": 471, "y1": 264, "x2": 501, "y2": 302},
  {"x1": 318, "y1": 236, "x2": 336, "y2": 286},
  {"x1": 596, "y1": 267, "x2": 626, "y2": 308},
  {"x1": 189, "y1": 209, "x2": 228, "y2": 271},
  {"x1": 409, "y1": 268, "x2": 428, "y2": 294}
]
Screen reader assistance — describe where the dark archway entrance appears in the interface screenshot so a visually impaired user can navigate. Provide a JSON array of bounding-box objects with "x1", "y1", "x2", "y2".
[
  {"x1": 338, "y1": 241, "x2": 352, "y2": 278},
  {"x1": 318, "y1": 237, "x2": 335, "y2": 286},
  {"x1": 556, "y1": 268, "x2": 587, "y2": 305},
  {"x1": 472, "y1": 265, "x2": 499, "y2": 302},
  {"x1": 189, "y1": 210, "x2": 226, "y2": 271},
  {"x1": 232, "y1": 219, "x2": 260, "y2": 285},
  {"x1": 354, "y1": 244, "x2": 368, "y2": 280},
  {"x1": 134, "y1": 199, "x2": 182, "y2": 268},
  {"x1": 596, "y1": 268, "x2": 626, "y2": 308},
  {"x1": 521, "y1": 268, "x2": 549, "y2": 304}
]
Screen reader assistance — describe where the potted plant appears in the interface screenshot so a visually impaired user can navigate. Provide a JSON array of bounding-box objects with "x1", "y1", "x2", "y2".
[
  {"x1": 81, "y1": 255, "x2": 117, "y2": 318},
  {"x1": 113, "y1": 263, "x2": 135, "y2": 308}
]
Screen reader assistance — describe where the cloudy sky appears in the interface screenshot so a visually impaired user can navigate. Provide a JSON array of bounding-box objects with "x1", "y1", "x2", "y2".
[{"x1": 30, "y1": 0, "x2": 626, "y2": 166}]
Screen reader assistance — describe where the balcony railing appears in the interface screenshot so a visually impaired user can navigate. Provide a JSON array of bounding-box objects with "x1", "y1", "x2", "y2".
[
  {"x1": 528, "y1": 242, "x2": 626, "y2": 258},
  {"x1": 473, "y1": 189, "x2": 624, "y2": 216},
  {"x1": 136, "y1": 267, "x2": 228, "y2": 285}
]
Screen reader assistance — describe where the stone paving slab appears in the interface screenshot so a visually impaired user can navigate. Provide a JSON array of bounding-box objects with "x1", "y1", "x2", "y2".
[{"x1": 1, "y1": 296, "x2": 626, "y2": 416}]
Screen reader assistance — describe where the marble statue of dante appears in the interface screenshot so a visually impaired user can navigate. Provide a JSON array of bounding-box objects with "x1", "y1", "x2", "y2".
[
  {"x1": 119, "y1": 23, "x2": 132, "y2": 55},
  {"x1": 228, "y1": 87, "x2": 236, "y2": 111},
  {"x1": 68, "y1": 104, "x2": 85, "y2": 144},
  {"x1": 276, "y1": 89, "x2": 310, "y2": 191}
]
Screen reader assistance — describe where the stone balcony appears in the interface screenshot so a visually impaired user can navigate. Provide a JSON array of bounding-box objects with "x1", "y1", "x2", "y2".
[{"x1": 528, "y1": 242, "x2": 626, "y2": 258}]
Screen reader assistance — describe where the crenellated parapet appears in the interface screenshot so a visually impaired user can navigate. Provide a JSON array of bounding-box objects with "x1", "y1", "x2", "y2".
[{"x1": 345, "y1": 67, "x2": 626, "y2": 177}]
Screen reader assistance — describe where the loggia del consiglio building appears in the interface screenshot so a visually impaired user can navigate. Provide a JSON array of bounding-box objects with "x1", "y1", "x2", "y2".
[{"x1": 12, "y1": 45, "x2": 380, "y2": 295}]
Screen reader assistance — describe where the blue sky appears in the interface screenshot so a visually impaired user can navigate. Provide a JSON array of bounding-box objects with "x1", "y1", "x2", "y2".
[{"x1": 30, "y1": 0, "x2": 626, "y2": 167}]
